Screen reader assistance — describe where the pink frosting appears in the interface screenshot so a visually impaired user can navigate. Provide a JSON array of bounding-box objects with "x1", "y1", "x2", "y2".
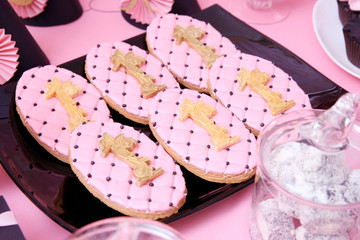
[
  {"x1": 15, "y1": 65, "x2": 112, "y2": 157},
  {"x1": 208, "y1": 51, "x2": 312, "y2": 132},
  {"x1": 149, "y1": 88, "x2": 258, "y2": 177},
  {"x1": 69, "y1": 121, "x2": 186, "y2": 213},
  {"x1": 85, "y1": 41, "x2": 179, "y2": 121},
  {"x1": 146, "y1": 14, "x2": 238, "y2": 92}
]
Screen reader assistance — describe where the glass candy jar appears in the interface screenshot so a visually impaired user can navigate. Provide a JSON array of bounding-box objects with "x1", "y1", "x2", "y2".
[{"x1": 250, "y1": 93, "x2": 360, "y2": 240}]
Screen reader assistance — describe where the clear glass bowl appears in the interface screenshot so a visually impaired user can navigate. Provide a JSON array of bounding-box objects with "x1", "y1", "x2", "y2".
[
  {"x1": 249, "y1": 109, "x2": 360, "y2": 240},
  {"x1": 67, "y1": 217, "x2": 185, "y2": 240}
]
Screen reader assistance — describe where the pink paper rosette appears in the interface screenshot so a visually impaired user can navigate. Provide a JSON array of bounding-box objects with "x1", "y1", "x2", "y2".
[
  {"x1": 121, "y1": 0, "x2": 174, "y2": 25},
  {"x1": 9, "y1": 0, "x2": 47, "y2": 18},
  {"x1": 0, "y1": 29, "x2": 19, "y2": 85}
]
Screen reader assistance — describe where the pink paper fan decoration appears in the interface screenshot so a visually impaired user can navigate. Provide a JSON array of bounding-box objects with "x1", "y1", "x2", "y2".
[
  {"x1": 121, "y1": 0, "x2": 174, "y2": 25},
  {"x1": 9, "y1": 0, "x2": 47, "y2": 18},
  {"x1": 0, "y1": 29, "x2": 19, "y2": 85}
]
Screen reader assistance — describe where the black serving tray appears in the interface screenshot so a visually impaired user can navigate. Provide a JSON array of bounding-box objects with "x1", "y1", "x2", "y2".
[{"x1": 0, "y1": 4, "x2": 347, "y2": 232}]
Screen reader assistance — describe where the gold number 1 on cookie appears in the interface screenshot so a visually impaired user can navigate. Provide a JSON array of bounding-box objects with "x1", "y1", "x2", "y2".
[
  {"x1": 237, "y1": 68, "x2": 295, "y2": 116},
  {"x1": 111, "y1": 49, "x2": 167, "y2": 99},
  {"x1": 178, "y1": 98, "x2": 240, "y2": 151},
  {"x1": 45, "y1": 77, "x2": 87, "y2": 132},
  {"x1": 99, "y1": 132, "x2": 163, "y2": 186},
  {"x1": 173, "y1": 25, "x2": 220, "y2": 68}
]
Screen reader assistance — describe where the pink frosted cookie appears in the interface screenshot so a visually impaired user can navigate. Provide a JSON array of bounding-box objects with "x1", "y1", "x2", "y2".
[
  {"x1": 208, "y1": 52, "x2": 312, "y2": 136},
  {"x1": 69, "y1": 121, "x2": 187, "y2": 220},
  {"x1": 15, "y1": 65, "x2": 112, "y2": 163},
  {"x1": 85, "y1": 41, "x2": 179, "y2": 125},
  {"x1": 148, "y1": 88, "x2": 257, "y2": 183},
  {"x1": 146, "y1": 13, "x2": 238, "y2": 93}
]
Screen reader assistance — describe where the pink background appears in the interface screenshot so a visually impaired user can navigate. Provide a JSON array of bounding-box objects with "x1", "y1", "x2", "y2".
[{"x1": 1, "y1": 0, "x2": 360, "y2": 239}]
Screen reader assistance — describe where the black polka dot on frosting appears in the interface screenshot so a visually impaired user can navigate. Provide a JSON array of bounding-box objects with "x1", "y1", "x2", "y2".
[
  {"x1": 169, "y1": 202, "x2": 173, "y2": 207},
  {"x1": 147, "y1": 198, "x2": 152, "y2": 202},
  {"x1": 127, "y1": 196, "x2": 131, "y2": 199},
  {"x1": 185, "y1": 156, "x2": 190, "y2": 160},
  {"x1": 87, "y1": 173, "x2": 92, "y2": 178},
  {"x1": 149, "y1": 182, "x2": 154, "y2": 187},
  {"x1": 248, "y1": 152, "x2": 252, "y2": 155},
  {"x1": 54, "y1": 139, "x2": 58, "y2": 143},
  {"x1": 107, "y1": 193, "x2": 112, "y2": 197},
  {"x1": 245, "y1": 165, "x2": 249, "y2": 169},
  {"x1": 226, "y1": 161, "x2": 230, "y2": 165},
  {"x1": 106, "y1": 177, "x2": 111, "y2": 181},
  {"x1": 91, "y1": 161, "x2": 95, "y2": 165},
  {"x1": 128, "y1": 180, "x2": 133, "y2": 184},
  {"x1": 260, "y1": 123, "x2": 265, "y2": 127},
  {"x1": 205, "y1": 157, "x2": 209, "y2": 161},
  {"x1": 31, "y1": 74, "x2": 35, "y2": 78},
  {"x1": 171, "y1": 186, "x2": 176, "y2": 189},
  {"x1": 38, "y1": 133, "x2": 42, "y2": 137}
]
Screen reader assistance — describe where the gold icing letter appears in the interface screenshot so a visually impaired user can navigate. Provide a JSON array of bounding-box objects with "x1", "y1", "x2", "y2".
[
  {"x1": 173, "y1": 25, "x2": 220, "y2": 69},
  {"x1": 99, "y1": 132, "x2": 163, "y2": 186},
  {"x1": 45, "y1": 77, "x2": 87, "y2": 132},
  {"x1": 237, "y1": 68, "x2": 295, "y2": 116},
  {"x1": 178, "y1": 98, "x2": 240, "y2": 151},
  {"x1": 111, "y1": 49, "x2": 167, "y2": 99}
]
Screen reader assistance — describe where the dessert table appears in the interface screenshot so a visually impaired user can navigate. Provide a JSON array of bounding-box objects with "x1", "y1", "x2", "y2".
[{"x1": 1, "y1": 0, "x2": 360, "y2": 239}]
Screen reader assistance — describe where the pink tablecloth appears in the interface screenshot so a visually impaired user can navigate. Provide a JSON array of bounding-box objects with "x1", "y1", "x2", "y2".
[{"x1": 1, "y1": 0, "x2": 360, "y2": 239}]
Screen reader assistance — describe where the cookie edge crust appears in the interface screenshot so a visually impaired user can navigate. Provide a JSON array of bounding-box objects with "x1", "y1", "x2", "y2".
[
  {"x1": 68, "y1": 147, "x2": 187, "y2": 220},
  {"x1": 15, "y1": 104, "x2": 69, "y2": 163},
  {"x1": 145, "y1": 34, "x2": 210, "y2": 94},
  {"x1": 148, "y1": 117, "x2": 256, "y2": 184},
  {"x1": 84, "y1": 61, "x2": 149, "y2": 125}
]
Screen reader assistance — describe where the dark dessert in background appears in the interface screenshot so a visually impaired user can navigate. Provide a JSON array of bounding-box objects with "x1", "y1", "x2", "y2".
[
  {"x1": 337, "y1": 0, "x2": 360, "y2": 26},
  {"x1": 21, "y1": 0, "x2": 83, "y2": 26},
  {"x1": 343, "y1": 19, "x2": 360, "y2": 68},
  {"x1": 0, "y1": 0, "x2": 49, "y2": 83},
  {"x1": 338, "y1": 0, "x2": 360, "y2": 68}
]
